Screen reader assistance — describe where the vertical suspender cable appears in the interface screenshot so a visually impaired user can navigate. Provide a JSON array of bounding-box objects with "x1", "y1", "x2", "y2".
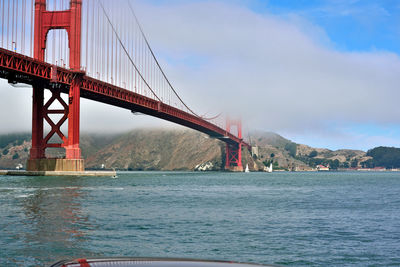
[
  {"x1": 65, "y1": 0, "x2": 68, "y2": 66},
  {"x1": 103, "y1": 4, "x2": 106, "y2": 81},
  {"x1": 101, "y1": 2, "x2": 104, "y2": 80},
  {"x1": 16, "y1": 0, "x2": 18, "y2": 52},
  {"x1": 117, "y1": 13, "x2": 120, "y2": 86},
  {"x1": 17, "y1": 0, "x2": 20, "y2": 52},
  {"x1": 22, "y1": 0, "x2": 26, "y2": 54},
  {"x1": 0, "y1": 0, "x2": 3, "y2": 48},
  {"x1": 98, "y1": 0, "x2": 161, "y2": 101},
  {"x1": 58, "y1": 0, "x2": 61, "y2": 66},
  {"x1": 126, "y1": 16, "x2": 129, "y2": 90},
  {"x1": 11, "y1": 0, "x2": 14, "y2": 50},
  {"x1": 133, "y1": 20, "x2": 139, "y2": 93},
  {"x1": 143, "y1": 36, "x2": 146, "y2": 96},
  {"x1": 115, "y1": 13, "x2": 118, "y2": 86},
  {"x1": 97, "y1": 3, "x2": 100, "y2": 78},
  {"x1": 85, "y1": 0, "x2": 89, "y2": 70},
  {"x1": 122, "y1": 10, "x2": 130, "y2": 89},
  {"x1": 127, "y1": 0, "x2": 213, "y2": 118},
  {"x1": 139, "y1": 31, "x2": 142, "y2": 95},
  {"x1": 100, "y1": 3, "x2": 102, "y2": 77},
  {"x1": 60, "y1": 0, "x2": 63, "y2": 66},
  {"x1": 52, "y1": 15, "x2": 55, "y2": 63},
  {"x1": 6, "y1": 0, "x2": 9, "y2": 49},
  {"x1": 115, "y1": 15, "x2": 118, "y2": 86},
  {"x1": 123, "y1": 9, "x2": 127, "y2": 89},
  {"x1": 95, "y1": 3, "x2": 98, "y2": 77},
  {"x1": 64, "y1": 0, "x2": 67, "y2": 66},
  {"x1": 105, "y1": 7, "x2": 107, "y2": 81},
  {"x1": 14, "y1": 0, "x2": 16, "y2": 51},
  {"x1": 91, "y1": 0, "x2": 95, "y2": 75},
  {"x1": 123, "y1": 13, "x2": 126, "y2": 88},
  {"x1": 98, "y1": 2, "x2": 101, "y2": 79},
  {"x1": 94, "y1": 2, "x2": 97, "y2": 76},
  {"x1": 106, "y1": 5, "x2": 109, "y2": 83},
  {"x1": 117, "y1": 11, "x2": 120, "y2": 86},
  {"x1": 111, "y1": 9, "x2": 113, "y2": 84},
  {"x1": 135, "y1": 21, "x2": 137, "y2": 93},
  {"x1": 145, "y1": 37, "x2": 147, "y2": 96},
  {"x1": 128, "y1": 12, "x2": 131, "y2": 90},
  {"x1": 141, "y1": 26, "x2": 143, "y2": 95},
  {"x1": 30, "y1": 0, "x2": 33, "y2": 56},
  {"x1": 61, "y1": 0, "x2": 63, "y2": 65}
]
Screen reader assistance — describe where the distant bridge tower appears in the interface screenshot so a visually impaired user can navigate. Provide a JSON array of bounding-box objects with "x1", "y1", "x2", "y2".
[
  {"x1": 27, "y1": 0, "x2": 84, "y2": 171},
  {"x1": 225, "y1": 118, "x2": 243, "y2": 171}
]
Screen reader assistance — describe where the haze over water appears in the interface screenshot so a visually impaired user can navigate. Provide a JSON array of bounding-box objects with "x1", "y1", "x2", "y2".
[{"x1": 1, "y1": 171, "x2": 399, "y2": 266}]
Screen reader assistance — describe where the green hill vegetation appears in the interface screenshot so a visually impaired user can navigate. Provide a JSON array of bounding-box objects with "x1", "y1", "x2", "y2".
[
  {"x1": 0, "y1": 133, "x2": 30, "y2": 149},
  {"x1": 0, "y1": 130, "x2": 399, "y2": 171},
  {"x1": 363, "y1": 147, "x2": 400, "y2": 168}
]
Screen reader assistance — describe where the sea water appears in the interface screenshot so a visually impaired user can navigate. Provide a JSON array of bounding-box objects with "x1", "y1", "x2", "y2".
[{"x1": 0, "y1": 171, "x2": 399, "y2": 266}]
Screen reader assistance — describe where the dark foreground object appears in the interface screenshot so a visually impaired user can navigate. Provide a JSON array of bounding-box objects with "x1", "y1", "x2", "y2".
[{"x1": 50, "y1": 258, "x2": 280, "y2": 267}]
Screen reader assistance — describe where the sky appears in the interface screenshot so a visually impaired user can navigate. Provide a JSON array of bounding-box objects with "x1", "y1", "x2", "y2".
[{"x1": 0, "y1": 0, "x2": 400, "y2": 151}]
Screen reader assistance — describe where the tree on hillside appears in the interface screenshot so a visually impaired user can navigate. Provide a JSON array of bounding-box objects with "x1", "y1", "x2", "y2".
[
  {"x1": 330, "y1": 159, "x2": 340, "y2": 170},
  {"x1": 309, "y1": 150, "x2": 318, "y2": 158},
  {"x1": 351, "y1": 159, "x2": 358, "y2": 168},
  {"x1": 0, "y1": 133, "x2": 30, "y2": 149},
  {"x1": 284, "y1": 142, "x2": 297, "y2": 157},
  {"x1": 367, "y1": 146, "x2": 400, "y2": 168},
  {"x1": 361, "y1": 159, "x2": 374, "y2": 168},
  {"x1": 341, "y1": 161, "x2": 349, "y2": 168}
]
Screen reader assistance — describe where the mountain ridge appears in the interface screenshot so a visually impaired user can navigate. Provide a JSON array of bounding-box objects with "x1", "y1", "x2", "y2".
[{"x1": 0, "y1": 129, "x2": 377, "y2": 171}]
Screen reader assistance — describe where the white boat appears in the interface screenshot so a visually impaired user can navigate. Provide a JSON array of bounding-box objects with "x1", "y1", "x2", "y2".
[{"x1": 245, "y1": 164, "x2": 250, "y2": 172}]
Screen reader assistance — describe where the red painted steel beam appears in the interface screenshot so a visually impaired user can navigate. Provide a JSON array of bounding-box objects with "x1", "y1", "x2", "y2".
[
  {"x1": 0, "y1": 48, "x2": 250, "y2": 148},
  {"x1": 34, "y1": 0, "x2": 82, "y2": 70}
]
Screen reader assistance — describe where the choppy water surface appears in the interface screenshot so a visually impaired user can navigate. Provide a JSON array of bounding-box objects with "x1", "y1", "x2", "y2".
[{"x1": 1, "y1": 171, "x2": 399, "y2": 266}]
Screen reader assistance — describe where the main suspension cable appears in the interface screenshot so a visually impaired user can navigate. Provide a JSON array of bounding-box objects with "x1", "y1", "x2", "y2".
[
  {"x1": 126, "y1": 0, "x2": 221, "y2": 121},
  {"x1": 98, "y1": 0, "x2": 162, "y2": 102}
]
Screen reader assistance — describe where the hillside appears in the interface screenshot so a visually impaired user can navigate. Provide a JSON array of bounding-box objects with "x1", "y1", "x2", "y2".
[
  {"x1": 83, "y1": 129, "x2": 223, "y2": 170},
  {"x1": 0, "y1": 129, "x2": 224, "y2": 171},
  {"x1": 0, "y1": 129, "x2": 376, "y2": 171}
]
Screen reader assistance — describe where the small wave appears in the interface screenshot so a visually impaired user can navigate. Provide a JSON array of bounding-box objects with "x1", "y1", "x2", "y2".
[
  {"x1": 80, "y1": 187, "x2": 125, "y2": 191},
  {"x1": 15, "y1": 194, "x2": 34, "y2": 198}
]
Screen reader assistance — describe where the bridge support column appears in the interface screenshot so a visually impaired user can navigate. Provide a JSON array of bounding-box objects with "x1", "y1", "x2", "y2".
[
  {"x1": 28, "y1": 0, "x2": 84, "y2": 172},
  {"x1": 225, "y1": 143, "x2": 243, "y2": 172},
  {"x1": 27, "y1": 80, "x2": 84, "y2": 172},
  {"x1": 224, "y1": 118, "x2": 243, "y2": 172},
  {"x1": 65, "y1": 75, "x2": 82, "y2": 160},
  {"x1": 29, "y1": 84, "x2": 45, "y2": 159}
]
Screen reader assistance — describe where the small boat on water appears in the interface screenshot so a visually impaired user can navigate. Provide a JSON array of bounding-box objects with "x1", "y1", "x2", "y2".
[{"x1": 245, "y1": 164, "x2": 250, "y2": 172}]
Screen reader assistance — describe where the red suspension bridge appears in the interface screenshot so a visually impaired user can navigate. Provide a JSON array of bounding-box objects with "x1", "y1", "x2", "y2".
[{"x1": 0, "y1": 0, "x2": 249, "y2": 172}]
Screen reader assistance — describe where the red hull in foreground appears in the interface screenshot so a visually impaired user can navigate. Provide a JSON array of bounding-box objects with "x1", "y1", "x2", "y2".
[{"x1": 50, "y1": 258, "x2": 280, "y2": 267}]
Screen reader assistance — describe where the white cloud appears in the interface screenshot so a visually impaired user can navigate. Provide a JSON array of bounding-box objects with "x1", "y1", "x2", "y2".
[
  {"x1": 135, "y1": 1, "x2": 400, "y2": 125},
  {"x1": 1, "y1": 0, "x2": 399, "y2": 150}
]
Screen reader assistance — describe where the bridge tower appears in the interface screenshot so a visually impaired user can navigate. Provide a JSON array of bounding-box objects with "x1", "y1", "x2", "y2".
[
  {"x1": 27, "y1": 0, "x2": 84, "y2": 172},
  {"x1": 225, "y1": 118, "x2": 244, "y2": 172}
]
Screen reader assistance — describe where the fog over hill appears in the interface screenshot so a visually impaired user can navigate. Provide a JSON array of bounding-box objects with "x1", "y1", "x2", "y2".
[{"x1": 0, "y1": 129, "x2": 387, "y2": 171}]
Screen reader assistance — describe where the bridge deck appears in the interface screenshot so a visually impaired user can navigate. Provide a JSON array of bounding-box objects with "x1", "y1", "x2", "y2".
[{"x1": 0, "y1": 48, "x2": 249, "y2": 148}]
